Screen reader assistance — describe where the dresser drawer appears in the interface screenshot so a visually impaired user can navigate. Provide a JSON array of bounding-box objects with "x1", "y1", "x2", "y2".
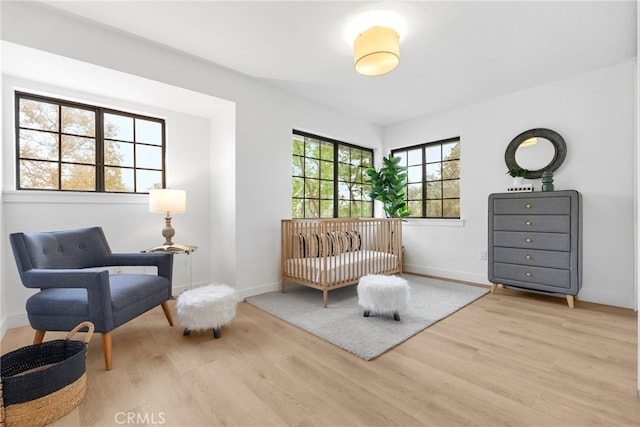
[
  {"x1": 494, "y1": 231, "x2": 570, "y2": 251},
  {"x1": 493, "y1": 247, "x2": 570, "y2": 269},
  {"x1": 493, "y1": 215, "x2": 570, "y2": 232},
  {"x1": 493, "y1": 196, "x2": 570, "y2": 215},
  {"x1": 493, "y1": 263, "x2": 570, "y2": 289}
]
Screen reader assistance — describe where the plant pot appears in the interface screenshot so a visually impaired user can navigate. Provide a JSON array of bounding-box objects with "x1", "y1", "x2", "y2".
[{"x1": 513, "y1": 177, "x2": 525, "y2": 186}]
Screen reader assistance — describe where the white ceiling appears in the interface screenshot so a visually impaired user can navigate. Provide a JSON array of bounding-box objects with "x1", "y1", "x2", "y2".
[{"x1": 41, "y1": 0, "x2": 636, "y2": 127}]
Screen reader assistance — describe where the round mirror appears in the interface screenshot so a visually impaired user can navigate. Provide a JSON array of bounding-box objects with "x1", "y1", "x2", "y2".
[{"x1": 505, "y1": 128, "x2": 566, "y2": 179}]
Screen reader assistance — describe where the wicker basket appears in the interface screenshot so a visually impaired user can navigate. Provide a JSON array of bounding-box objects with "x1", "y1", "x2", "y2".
[{"x1": 0, "y1": 321, "x2": 94, "y2": 427}]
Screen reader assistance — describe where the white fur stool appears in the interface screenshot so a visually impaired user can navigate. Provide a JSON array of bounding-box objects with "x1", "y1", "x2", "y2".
[
  {"x1": 357, "y1": 275, "x2": 409, "y2": 321},
  {"x1": 177, "y1": 284, "x2": 238, "y2": 338}
]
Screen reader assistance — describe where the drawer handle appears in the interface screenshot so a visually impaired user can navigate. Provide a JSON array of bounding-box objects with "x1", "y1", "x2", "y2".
[
  {"x1": 525, "y1": 220, "x2": 532, "y2": 226},
  {"x1": 525, "y1": 203, "x2": 532, "y2": 209},
  {"x1": 525, "y1": 272, "x2": 532, "y2": 277},
  {"x1": 525, "y1": 255, "x2": 532, "y2": 260},
  {"x1": 525, "y1": 238, "x2": 532, "y2": 243}
]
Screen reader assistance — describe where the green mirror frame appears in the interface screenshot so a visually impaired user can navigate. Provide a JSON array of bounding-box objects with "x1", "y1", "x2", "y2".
[{"x1": 505, "y1": 128, "x2": 567, "y2": 179}]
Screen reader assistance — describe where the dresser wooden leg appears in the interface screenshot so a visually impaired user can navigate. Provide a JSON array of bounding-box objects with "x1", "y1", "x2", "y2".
[
  {"x1": 566, "y1": 295, "x2": 575, "y2": 308},
  {"x1": 490, "y1": 284, "x2": 498, "y2": 293}
]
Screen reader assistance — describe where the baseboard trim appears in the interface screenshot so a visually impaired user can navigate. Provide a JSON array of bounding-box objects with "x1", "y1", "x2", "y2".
[{"x1": 403, "y1": 264, "x2": 491, "y2": 286}]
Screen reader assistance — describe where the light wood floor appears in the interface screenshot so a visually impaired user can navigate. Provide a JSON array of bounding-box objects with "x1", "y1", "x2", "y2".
[{"x1": 2, "y1": 282, "x2": 639, "y2": 427}]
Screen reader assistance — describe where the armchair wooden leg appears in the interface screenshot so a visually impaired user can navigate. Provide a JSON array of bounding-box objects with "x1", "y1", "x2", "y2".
[
  {"x1": 102, "y1": 332, "x2": 113, "y2": 371},
  {"x1": 161, "y1": 301, "x2": 174, "y2": 326},
  {"x1": 33, "y1": 330, "x2": 46, "y2": 344}
]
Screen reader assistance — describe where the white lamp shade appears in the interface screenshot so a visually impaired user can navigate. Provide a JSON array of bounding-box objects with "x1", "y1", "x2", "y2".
[
  {"x1": 354, "y1": 26, "x2": 400, "y2": 76},
  {"x1": 149, "y1": 189, "x2": 186, "y2": 213}
]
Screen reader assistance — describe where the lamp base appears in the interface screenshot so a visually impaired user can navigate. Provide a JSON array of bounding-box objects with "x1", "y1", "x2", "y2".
[{"x1": 162, "y1": 213, "x2": 175, "y2": 246}]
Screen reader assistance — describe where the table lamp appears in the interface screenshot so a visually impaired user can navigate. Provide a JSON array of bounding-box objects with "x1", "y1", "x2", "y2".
[{"x1": 149, "y1": 189, "x2": 186, "y2": 246}]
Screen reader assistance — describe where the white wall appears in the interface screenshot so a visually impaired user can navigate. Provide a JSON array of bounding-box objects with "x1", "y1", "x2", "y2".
[
  {"x1": 0, "y1": 2, "x2": 384, "y2": 334},
  {"x1": 386, "y1": 60, "x2": 636, "y2": 309}
]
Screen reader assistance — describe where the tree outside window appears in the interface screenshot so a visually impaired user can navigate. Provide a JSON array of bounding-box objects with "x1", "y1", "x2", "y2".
[
  {"x1": 15, "y1": 92, "x2": 165, "y2": 193},
  {"x1": 392, "y1": 137, "x2": 460, "y2": 218},
  {"x1": 292, "y1": 131, "x2": 373, "y2": 218}
]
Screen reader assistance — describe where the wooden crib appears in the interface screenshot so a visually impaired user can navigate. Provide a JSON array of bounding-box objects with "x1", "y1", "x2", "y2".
[{"x1": 281, "y1": 218, "x2": 403, "y2": 307}]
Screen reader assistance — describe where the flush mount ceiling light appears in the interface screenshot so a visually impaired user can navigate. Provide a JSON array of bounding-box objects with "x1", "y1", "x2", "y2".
[{"x1": 353, "y1": 25, "x2": 400, "y2": 76}]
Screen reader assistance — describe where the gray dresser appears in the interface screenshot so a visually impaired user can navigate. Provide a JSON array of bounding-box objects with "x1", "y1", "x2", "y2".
[{"x1": 488, "y1": 190, "x2": 582, "y2": 307}]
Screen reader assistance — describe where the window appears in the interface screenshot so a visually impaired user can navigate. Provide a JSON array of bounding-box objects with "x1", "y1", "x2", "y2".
[
  {"x1": 392, "y1": 137, "x2": 460, "y2": 218},
  {"x1": 15, "y1": 92, "x2": 165, "y2": 193},
  {"x1": 292, "y1": 130, "x2": 373, "y2": 218}
]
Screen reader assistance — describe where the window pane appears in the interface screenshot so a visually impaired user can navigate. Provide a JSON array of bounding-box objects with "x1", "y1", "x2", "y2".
[
  {"x1": 427, "y1": 200, "x2": 442, "y2": 217},
  {"x1": 407, "y1": 183, "x2": 422, "y2": 199},
  {"x1": 442, "y1": 160, "x2": 459, "y2": 180},
  {"x1": 426, "y1": 145, "x2": 441, "y2": 162},
  {"x1": 337, "y1": 162, "x2": 351, "y2": 181},
  {"x1": 104, "y1": 113, "x2": 133, "y2": 141},
  {"x1": 351, "y1": 149, "x2": 362, "y2": 167},
  {"x1": 62, "y1": 136, "x2": 95, "y2": 163},
  {"x1": 305, "y1": 139, "x2": 319, "y2": 158},
  {"x1": 305, "y1": 158, "x2": 319, "y2": 179},
  {"x1": 305, "y1": 199, "x2": 320, "y2": 217},
  {"x1": 320, "y1": 142, "x2": 333, "y2": 160},
  {"x1": 361, "y1": 152, "x2": 372, "y2": 168},
  {"x1": 407, "y1": 165, "x2": 422, "y2": 182},
  {"x1": 20, "y1": 130, "x2": 58, "y2": 161},
  {"x1": 427, "y1": 181, "x2": 442, "y2": 199},
  {"x1": 338, "y1": 182, "x2": 350, "y2": 200},
  {"x1": 408, "y1": 148, "x2": 422, "y2": 165},
  {"x1": 136, "y1": 144, "x2": 163, "y2": 169},
  {"x1": 62, "y1": 106, "x2": 95, "y2": 137},
  {"x1": 135, "y1": 118, "x2": 162, "y2": 145},
  {"x1": 320, "y1": 180, "x2": 333, "y2": 199},
  {"x1": 320, "y1": 160, "x2": 333, "y2": 180},
  {"x1": 443, "y1": 180, "x2": 460, "y2": 198},
  {"x1": 408, "y1": 200, "x2": 422, "y2": 216},
  {"x1": 362, "y1": 201, "x2": 373, "y2": 215},
  {"x1": 292, "y1": 177, "x2": 304, "y2": 197},
  {"x1": 320, "y1": 200, "x2": 333, "y2": 218},
  {"x1": 426, "y1": 163, "x2": 441, "y2": 181},
  {"x1": 292, "y1": 199, "x2": 304, "y2": 218},
  {"x1": 105, "y1": 167, "x2": 133, "y2": 192},
  {"x1": 443, "y1": 199, "x2": 460, "y2": 217},
  {"x1": 362, "y1": 184, "x2": 372, "y2": 201},
  {"x1": 338, "y1": 146, "x2": 350, "y2": 163},
  {"x1": 20, "y1": 99, "x2": 58, "y2": 131},
  {"x1": 338, "y1": 200, "x2": 350, "y2": 217},
  {"x1": 292, "y1": 156, "x2": 303, "y2": 177},
  {"x1": 443, "y1": 141, "x2": 459, "y2": 160},
  {"x1": 61, "y1": 164, "x2": 95, "y2": 191},
  {"x1": 394, "y1": 150, "x2": 407, "y2": 167},
  {"x1": 20, "y1": 160, "x2": 58, "y2": 189},
  {"x1": 351, "y1": 165, "x2": 363, "y2": 183},
  {"x1": 293, "y1": 138, "x2": 304, "y2": 156},
  {"x1": 104, "y1": 140, "x2": 132, "y2": 167},
  {"x1": 136, "y1": 169, "x2": 162, "y2": 192},
  {"x1": 351, "y1": 182, "x2": 364, "y2": 199},
  {"x1": 305, "y1": 178, "x2": 319, "y2": 198}
]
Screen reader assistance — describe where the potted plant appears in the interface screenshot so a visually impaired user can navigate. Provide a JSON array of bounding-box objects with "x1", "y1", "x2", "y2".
[
  {"x1": 365, "y1": 155, "x2": 411, "y2": 218},
  {"x1": 507, "y1": 168, "x2": 530, "y2": 186}
]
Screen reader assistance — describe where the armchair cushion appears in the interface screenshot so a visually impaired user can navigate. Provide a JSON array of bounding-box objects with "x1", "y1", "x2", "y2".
[
  {"x1": 25, "y1": 273, "x2": 170, "y2": 333},
  {"x1": 20, "y1": 227, "x2": 111, "y2": 270}
]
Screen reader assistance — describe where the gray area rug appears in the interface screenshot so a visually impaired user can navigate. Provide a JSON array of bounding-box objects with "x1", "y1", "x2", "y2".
[{"x1": 245, "y1": 274, "x2": 489, "y2": 360}]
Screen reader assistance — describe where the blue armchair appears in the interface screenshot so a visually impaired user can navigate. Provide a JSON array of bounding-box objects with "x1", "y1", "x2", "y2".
[{"x1": 9, "y1": 226, "x2": 174, "y2": 370}]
